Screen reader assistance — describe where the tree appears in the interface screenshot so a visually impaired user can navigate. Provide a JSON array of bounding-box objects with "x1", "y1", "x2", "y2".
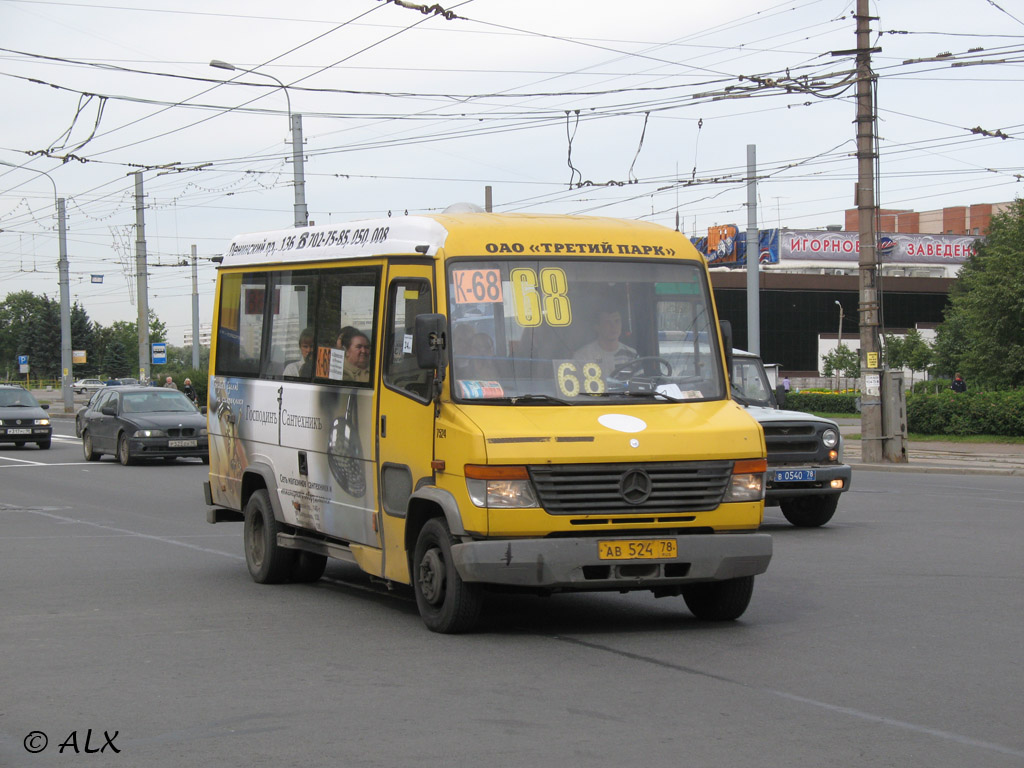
[
  {"x1": 902, "y1": 329, "x2": 933, "y2": 389},
  {"x1": 822, "y1": 344, "x2": 860, "y2": 379},
  {"x1": 936, "y1": 198, "x2": 1024, "y2": 388}
]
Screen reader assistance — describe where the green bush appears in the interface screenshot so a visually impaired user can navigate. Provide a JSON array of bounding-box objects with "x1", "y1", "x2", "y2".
[
  {"x1": 785, "y1": 391, "x2": 859, "y2": 414},
  {"x1": 906, "y1": 391, "x2": 1024, "y2": 436}
]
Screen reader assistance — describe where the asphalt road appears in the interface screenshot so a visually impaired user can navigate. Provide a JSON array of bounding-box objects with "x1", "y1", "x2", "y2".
[{"x1": 2, "y1": 424, "x2": 1022, "y2": 767}]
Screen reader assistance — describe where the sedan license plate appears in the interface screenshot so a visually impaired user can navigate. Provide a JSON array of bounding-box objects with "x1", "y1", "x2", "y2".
[
  {"x1": 598, "y1": 539, "x2": 677, "y2": 560},
  {"x1": 6, "y1": 428, "x2": 32, "y2": 435},
  {"x1": 774, "y1": 468, "x2": 815, "y2": 482},
  {"x1": 167, "y1": 439, "x2": 197, "y2": 448}
]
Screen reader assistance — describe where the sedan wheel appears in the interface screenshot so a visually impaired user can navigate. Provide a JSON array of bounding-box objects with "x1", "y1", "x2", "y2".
[
  {"x1": 117, "y1": 432, "x2": 135, "y2": 466},
  {"x1": 82, "y1": 432, "x2": 100, "y2": 461}
]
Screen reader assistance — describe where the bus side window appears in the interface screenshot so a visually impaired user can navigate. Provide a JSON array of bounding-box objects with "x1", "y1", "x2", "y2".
[
  {"x1": 214, "y1": 272, "x2": 266, "y2": 377},
  {"x1": 384, "y1": 279, "x2": 433, "y2": 400},
  {"x1": 267, "y1": 272, "x2": 318, "y2": 380}
]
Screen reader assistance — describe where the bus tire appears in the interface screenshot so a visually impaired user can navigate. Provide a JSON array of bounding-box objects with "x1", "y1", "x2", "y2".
[
  {"x1": 244, "y1": 489, "x2": 295, "y2": 584},
  {"x1": 413, "y1": 517, "x2": 482, "y2": 634},
  {"x1": 682, "y1": 575, "x2": 755, "y2": 621},
  {"x1": 780, "y1": 494, "x2": 839, "y2": 527},
  {"x1": 290, "y1": 551, "x2": 328, "y2": 583}
]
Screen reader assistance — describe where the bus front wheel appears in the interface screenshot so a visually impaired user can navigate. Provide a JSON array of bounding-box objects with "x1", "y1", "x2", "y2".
[
  {"x1": 244, "y1": 489, "x2": 295, "y2": 584},
  {"x1": 412, "y1": 517, "x2": 482, "y2": 634}
]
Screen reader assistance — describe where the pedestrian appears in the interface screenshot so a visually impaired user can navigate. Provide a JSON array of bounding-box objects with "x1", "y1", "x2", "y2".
[
  {"x1": 182, "y1": 377, "x2": 197, "y2": 404},
  {"x1": 782, "y1": 376, "x2": 791, "y2": 392},
  {"x1": 950, "y1": 372, "x2": 967, "y2": 393},
  {"x1": 163, "y1": 376, "x2": 178, "y2": 390}
]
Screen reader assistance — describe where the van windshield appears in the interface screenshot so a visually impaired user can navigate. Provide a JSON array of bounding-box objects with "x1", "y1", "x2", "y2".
[
  {"x1": 731, "y1": 356, "x2": 775, "y2": 407},
  {"x1": 446, "y1": 259, "x2": 725, "y2": 403}
]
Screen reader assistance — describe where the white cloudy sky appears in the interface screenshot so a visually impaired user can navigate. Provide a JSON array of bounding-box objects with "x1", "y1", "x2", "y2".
[{"x1": 1, "y1": 0, "x2": 1022, "y2": 338}]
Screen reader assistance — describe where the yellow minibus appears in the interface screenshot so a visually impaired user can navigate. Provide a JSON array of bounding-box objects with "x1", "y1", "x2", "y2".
[{"x1": 204, "y1": 211, "x2": 771, "y2": 632}]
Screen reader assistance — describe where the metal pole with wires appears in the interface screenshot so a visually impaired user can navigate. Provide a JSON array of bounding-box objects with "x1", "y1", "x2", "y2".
[
  {"x1": 0, "y1": 160, "x2": 73, "y2": 414},
  {"x1": 210, "y1": 60, "x2": 308, "y2": 228}
]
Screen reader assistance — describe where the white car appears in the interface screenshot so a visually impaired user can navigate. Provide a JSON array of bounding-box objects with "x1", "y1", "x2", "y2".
[{"x1": 73, "y1": 378, "x2": 105, "y2": 394}]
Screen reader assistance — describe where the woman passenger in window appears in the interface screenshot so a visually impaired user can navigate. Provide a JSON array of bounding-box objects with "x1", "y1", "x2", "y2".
[{"x1": 338, "y1": 327, "x2": 371, "y2": 383}]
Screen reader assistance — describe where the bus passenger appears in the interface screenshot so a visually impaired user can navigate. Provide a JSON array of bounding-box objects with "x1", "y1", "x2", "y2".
[{"x1": 284, "y1": 327, "x2": 315, "y2": 377}]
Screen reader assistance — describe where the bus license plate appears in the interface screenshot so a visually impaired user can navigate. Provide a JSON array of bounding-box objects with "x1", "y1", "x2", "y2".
[
  {"x1": 168, "y1": 439, "x2": 197, "y2": 448},
  {"x1": 774, "y1": 469, "x2": 815, "y2": 482},
  {"x1": 598, "y1": 539, "x2": 677, "y2": 560},
  {"x1": 6, "y1": 428, "x2": 32, "y2": 435}
]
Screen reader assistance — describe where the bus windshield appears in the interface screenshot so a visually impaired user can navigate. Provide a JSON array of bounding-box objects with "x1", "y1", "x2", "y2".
[{"x1": 447, "y1": 258, "x2": 725, "y2": 403}]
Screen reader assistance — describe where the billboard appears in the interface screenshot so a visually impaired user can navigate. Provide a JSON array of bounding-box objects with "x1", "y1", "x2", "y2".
[{"x1": 780, "y1": 230, "x2": 977, "y2": 264}]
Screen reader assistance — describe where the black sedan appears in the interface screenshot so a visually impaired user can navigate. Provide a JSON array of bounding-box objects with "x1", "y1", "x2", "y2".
[
  {"x1": 79, "y1": 386, "x2": 208, "y2": 465},
  {"x1": 0, "y1": 384, "x2": 52, "y2": 449}
]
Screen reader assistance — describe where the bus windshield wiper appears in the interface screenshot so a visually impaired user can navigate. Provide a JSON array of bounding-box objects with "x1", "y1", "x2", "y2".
[{"x1": 509, "y1": 393, "x2": 570, "y2": 405}]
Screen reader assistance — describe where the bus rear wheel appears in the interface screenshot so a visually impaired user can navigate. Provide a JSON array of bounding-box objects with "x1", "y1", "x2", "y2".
[
  {"x1": 412, "y1": 517, "x2": 482, "y2": 634},
  {"x1": 243, "y1": 489, "x2": 295, "y2": 584}
]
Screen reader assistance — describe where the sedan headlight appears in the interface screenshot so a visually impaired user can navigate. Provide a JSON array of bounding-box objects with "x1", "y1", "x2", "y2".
[
  {"x1": 821, "y1": 428, "x2": 839, "y2": 449},
  {"x1": 722, "y1": 458, "x2": 767, "y2": 502},
  {"x1": 133, "y1": 429, "x2": 167, "y2": 438},
  {"x1": 34, "y1": 418, "x2": 50, "y2": 426},
  {"x1": 465, "y1": 465, "x2": 539, "y2": 508},
  {"x1": 199, "y1": 428, "x2": 208, "y2": 437}
]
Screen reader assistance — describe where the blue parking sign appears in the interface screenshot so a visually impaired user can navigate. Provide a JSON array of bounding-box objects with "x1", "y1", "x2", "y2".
[{"x1": 18, "y1": 355, "x2": 28, "y2": 365}]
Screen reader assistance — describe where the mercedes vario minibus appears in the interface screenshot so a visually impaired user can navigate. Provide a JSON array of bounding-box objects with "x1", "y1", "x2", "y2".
[{"x1": 204, "y1": 212, "x2": 771, "y2": 632}]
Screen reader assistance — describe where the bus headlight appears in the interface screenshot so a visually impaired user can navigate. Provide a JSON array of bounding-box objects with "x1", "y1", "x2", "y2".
[
  {"x1": 465, "y1": 465, "x2": 539, "y2": 508},
  {"x1": 722, "y1": 458, "x2": 766, "y2": 502}
]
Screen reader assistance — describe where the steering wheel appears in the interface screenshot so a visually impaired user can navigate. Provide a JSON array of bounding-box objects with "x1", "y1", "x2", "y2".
[{"x1": 612, "y1": 356, "x2": 673, "y2": 379}]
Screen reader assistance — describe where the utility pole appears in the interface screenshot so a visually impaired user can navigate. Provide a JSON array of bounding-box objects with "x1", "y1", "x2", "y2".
[
  {"x1": 745, "y1": 144, "x2": 760, "y2": 355},
  {"x1": 853, "y1": 0, "x2": 883, "y2": 463},
  {"x1": 191, "y1": 244, "x2": 200, "y2": 369},
  {"x1": 484, "y1": 185, "x2": 493, "y2": 212},
  {"x1": 291, "y1": 114, "x2": 308, "y2": 228},
  {"x1": 135, "y1": 172, "x2": 150, "y2": 383},
  {"x1": 57, "y1": 198, "x2": 73, "y2": 413}
]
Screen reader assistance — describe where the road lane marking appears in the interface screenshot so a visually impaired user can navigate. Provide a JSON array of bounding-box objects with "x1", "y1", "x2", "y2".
[
  {"x1": 17, "y1": 507, "x2": 243, "y2": 561},
  {"x1": 558, "y1": 636, "x2": 1024, "y2": 761}
]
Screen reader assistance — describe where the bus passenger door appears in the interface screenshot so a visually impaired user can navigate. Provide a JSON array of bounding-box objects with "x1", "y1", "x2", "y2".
[{"x1": 377, "y1": 268, "x2": 437, "y2": 583}]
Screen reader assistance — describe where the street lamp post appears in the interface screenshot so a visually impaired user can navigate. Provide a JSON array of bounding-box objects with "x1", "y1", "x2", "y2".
[
  {"x1": 0, "y1": 160, "x2": 74, "y2": 414},
  {"x1": 835, "y1": 300, "x2": 844, "y2": 392},
  {"x1": 209, "y1": 59, "x2": 308, "y2": 228}
]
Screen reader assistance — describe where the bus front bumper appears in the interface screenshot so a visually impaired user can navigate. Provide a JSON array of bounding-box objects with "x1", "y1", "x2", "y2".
[{"x1": 450, "y1": 533, "x2": 771, "y2": 590}]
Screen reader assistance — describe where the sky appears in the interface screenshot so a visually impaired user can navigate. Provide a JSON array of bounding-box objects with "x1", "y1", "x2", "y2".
[{"x1": 1, "y1": 0, "x2": 1022, "y2": 340}]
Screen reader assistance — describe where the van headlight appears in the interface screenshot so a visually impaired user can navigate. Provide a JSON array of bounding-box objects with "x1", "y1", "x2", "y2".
[
  {"x1": 722, "y1": 458, "x2": 766, "y2": 502},
  {"x1": 465, "y1": 465, "x2": 539, "y2": 508},
  {"x1": 821, "y1": 428, "x2": 839, "y2": 449}
]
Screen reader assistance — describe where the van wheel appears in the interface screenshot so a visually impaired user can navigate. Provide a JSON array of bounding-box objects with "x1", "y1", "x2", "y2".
[
  {"x1": 780, "y1": 494, "x2": 839, "y2": 527},
  {"x1": 117, "y1": 433, "x2": 135, "y2": 466},
  {"x1": 82, "y1": 432, "x2": 100, "y2": 461},
  {"x1": 243, "y1": 489, "x2": 295, "y2": 584},
  {"x1": 682, "y1": 575, "x2": 755, "y2": 621},
  {"x1": 413, "y1": 517, "x2": 482, "y2": 634},
  {"x1": 290, "y1": 552, "x2": 328, "y2": 583}
]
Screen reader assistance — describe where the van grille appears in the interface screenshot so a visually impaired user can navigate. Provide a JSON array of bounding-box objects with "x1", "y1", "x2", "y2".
[
  {"x1": 528, "y1": 461, "x2": 732, "y2": 515},
  {"x1": 762, "y1": 421, "x2": 827, "y2": 462}
]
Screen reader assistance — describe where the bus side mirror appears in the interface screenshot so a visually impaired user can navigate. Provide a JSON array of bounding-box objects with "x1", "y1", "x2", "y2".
[
  {"x1": 414, "y1": 314, "x2": 447, "y2": 370},
  {"x1": 719, "y1": 319, "x2": 734, "y2": 383}
]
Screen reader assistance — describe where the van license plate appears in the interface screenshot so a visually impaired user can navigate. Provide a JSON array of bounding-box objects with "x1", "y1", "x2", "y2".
[
  {"x1": 598, "y1": 539, "x2": 677, "y2": 560},
  {"x1": 168, "y1": 439, "x2": 197, "y2": 448},
  {"x1": 6, "y1": 428, "x2": 32, "y2": 435},
  {"x1": 774, "y1": 469, "x2": 815, "y2": 482}
]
